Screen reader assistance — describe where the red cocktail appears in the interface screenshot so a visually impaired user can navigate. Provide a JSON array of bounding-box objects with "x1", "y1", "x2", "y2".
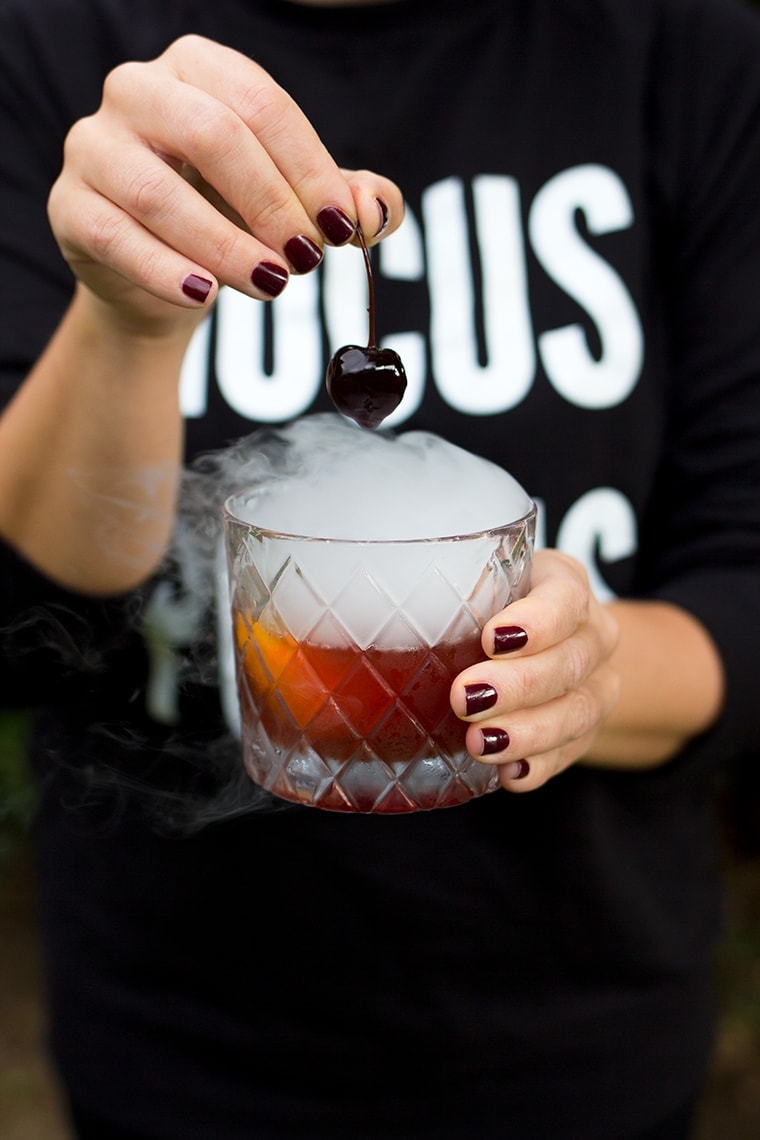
[{"x1": 224, "y1": 500, "x2": 536, "y2": 813}]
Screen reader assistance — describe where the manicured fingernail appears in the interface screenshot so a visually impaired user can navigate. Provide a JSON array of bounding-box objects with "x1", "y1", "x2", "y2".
[
  {"x1": 251, "y1": 261, "x2": 289, "y2": 298},
  {"x1": 181, "y1": 273, "x2": 213, "y2": 303},
  {"x1": 503, "y1": 759, "x2": 530, "y2": 780},
  {"x1": 480, "y1": 728, "x2": 510, "y2": 756},
  {"x1": 317, "y1": 206, "x2": 356, "y2": 246},
  {"x1": 374, "y1": 197, "x2": 389, "y2": 237},
  {"x1": 493, "y1": 626, "x2": 528, "y2": 654},
  {"x1": 465, "y1": 683, "x2": 498, "y2": 716},
  {"x1": 284, "y1": 234, "x2": 323, "y2": 273}
]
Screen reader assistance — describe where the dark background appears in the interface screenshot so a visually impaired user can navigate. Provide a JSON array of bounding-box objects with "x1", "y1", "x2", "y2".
[{"x1": 2, "y1": 0, "x2": 760, "y2": 1134}]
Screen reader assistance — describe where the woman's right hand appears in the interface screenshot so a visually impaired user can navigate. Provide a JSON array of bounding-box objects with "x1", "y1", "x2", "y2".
[{"x1": 47, "y1": 34, "x2": 404, "y2": 333}]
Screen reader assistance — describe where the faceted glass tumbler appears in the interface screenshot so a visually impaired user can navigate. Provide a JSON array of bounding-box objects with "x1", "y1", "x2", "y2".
[{"x1": 222, "y1": 498, "x2": 536, "y2": 814}]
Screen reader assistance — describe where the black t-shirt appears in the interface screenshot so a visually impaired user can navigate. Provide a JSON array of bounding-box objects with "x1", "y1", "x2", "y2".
[{"x1": 1, "y1": 1, "x2": 760, "y2": 1137}]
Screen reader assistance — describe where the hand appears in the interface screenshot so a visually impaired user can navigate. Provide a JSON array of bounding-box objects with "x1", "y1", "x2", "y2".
[
  {"x1": 450, "y1": 549, "x2": 620, "y2": 792},
  {"x1": 47, "y1": 34, "x2": 403, "y2": 332}
]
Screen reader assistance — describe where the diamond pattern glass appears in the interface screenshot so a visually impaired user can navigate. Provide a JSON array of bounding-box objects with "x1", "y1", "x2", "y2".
[{"x1": 223, "y1": 503, "x2": 536, "y2": 813}]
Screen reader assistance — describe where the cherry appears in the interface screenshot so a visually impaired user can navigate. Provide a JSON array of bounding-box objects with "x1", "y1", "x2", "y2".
[
  {"x1": 326, "y1": 226, "x2": 407, "y2": 430},
  {"x1": 326, "y1": 343, "x2": 408, "y2": 431}
]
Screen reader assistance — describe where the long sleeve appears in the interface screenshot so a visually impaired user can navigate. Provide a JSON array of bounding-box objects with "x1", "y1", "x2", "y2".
[{"x1": 634, "y1": 0, "x2": 760, "y2": 777}]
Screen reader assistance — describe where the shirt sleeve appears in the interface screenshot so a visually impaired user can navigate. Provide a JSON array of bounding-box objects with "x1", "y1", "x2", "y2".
[
  {"x1": 0, "y1": 5, "x2": 163, "y2": 708},
  {"x1": 0, "y1": 96, "x2": 74, "y2": 409},
  {"x1": 0, "y1": 0, "x2": 185, "y2": 410},
  {"x1": 635, "y1": 0, "x2": 760, "y2": 776},
  {"x1": 0, "y1": 534, "x2": 142, "y2": 710}
]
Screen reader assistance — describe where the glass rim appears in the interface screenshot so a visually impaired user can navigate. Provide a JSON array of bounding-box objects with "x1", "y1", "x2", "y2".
[{"x1": 222, "y1": 492, "x2": 537, "y2": 547}]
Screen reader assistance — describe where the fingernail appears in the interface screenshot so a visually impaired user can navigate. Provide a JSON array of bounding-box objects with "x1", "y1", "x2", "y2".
[
  {"x1": 317, "y1": 206, "x2": 356, "y2": 246},
  {"x1": 251, "y1": 261, "x2": 289, "y2": 298},
  {"x1": 284, "y1": 234, "x2": 323, "y2": 274},
  {"x1": 181, "y1": 273, "x2": 213, "y2": 303},
  {"x1": 503, "y1": 759, "x2": 530, "y2": 780},
  {"x1": 480, "y1": 728, "x2": 510, "y2": 756},
  {"x1": 465, "y1": 682, "x2": 498, "y2": 716},
  {"x1": 374, "y1": 197, "x2": 389, "y2": 237},
  {"x1": 493, "y1": 626, "x2": 528, "y2": 654}
]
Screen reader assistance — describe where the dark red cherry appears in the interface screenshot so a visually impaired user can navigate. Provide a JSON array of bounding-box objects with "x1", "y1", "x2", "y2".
[
  {"x1": 325, "y1": 225, "x2": 407, "y2": 430},
  {"x1": 326, "y1": 344, "x2": 407, "y2": 430}
]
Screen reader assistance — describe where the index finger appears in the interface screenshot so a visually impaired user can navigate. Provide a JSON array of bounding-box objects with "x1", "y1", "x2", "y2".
[{"x1": 162, "y1": 36, "x2": 367, "y2": 243}]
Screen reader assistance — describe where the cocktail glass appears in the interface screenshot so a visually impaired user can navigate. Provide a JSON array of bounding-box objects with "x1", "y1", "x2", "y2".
[{"x1": 222, "y1": 496, "x2": 536, "y2": 813}]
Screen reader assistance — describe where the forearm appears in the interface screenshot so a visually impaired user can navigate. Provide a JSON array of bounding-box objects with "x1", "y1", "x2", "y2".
[
  {"x1": 0, "y1": 285, "x2": 193, "y2": 594},
  {"x1": 584, "y1": 598, "x2": 725, "y2": 769}
]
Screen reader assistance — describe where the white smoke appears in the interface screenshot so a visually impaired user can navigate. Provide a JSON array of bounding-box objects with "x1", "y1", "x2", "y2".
[
  {"x1": 100, "y1": 413, "x2": 535, "y2": 828},
  {"x1": 219, "y1": 414, "x2": 534, "y2": 650},
  {"x1": 226, "y1": 412, "x2": 531, "y2": 539}
]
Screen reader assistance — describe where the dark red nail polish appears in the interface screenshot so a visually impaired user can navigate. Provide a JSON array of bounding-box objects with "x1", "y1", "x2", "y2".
[
  {"x1": 284, "y1": 234, "x2": 323, "y2": 274},
  {"x1": 465, "y1": 683, "x2": 498, "y2": 716},
  {"x1": 505, "y1": 759, "x2": 530, "y2": 780},
  {"x1": 493, "y1": 626, "x2": 528, "y2": 654},
  {"x1": 181, "y1": 273, "x2": 213, "y2": 303},
  {"x1": 317, "y1": 206, "x2": 356, "y2": 246},
  {"x1": 374, "y1": 198, "x2": 389, "y2": 236},
  {"x1": 481, "y1": 728, "x2": 510, "y2": 756},
  {"x1": 251, "y1": 261, "x2": 289, "y2": 298}
]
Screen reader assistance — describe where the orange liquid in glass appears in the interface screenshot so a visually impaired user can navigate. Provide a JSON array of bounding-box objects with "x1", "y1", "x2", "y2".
[{"x1": 235, "y1": 613, "x2": 483, "y2": 758}]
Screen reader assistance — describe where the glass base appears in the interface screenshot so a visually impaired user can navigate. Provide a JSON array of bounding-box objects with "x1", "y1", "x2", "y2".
[{"x1": 243, "y1": 735, "x2": 499, "y2": 814}]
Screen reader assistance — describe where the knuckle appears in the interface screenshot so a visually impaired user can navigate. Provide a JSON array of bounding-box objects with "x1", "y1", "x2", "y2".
[
  {"x1": 85, "y1": 210, "x2": 126, "y2": 261},
  {"x1": 183, "y1": 103, "x2": 239, "y2": 156},
  {"x1": 564, "y1": 639, "x2": 594, "y2": 691},
  {"x1": 62, "y1": 113, "x2": 99, "y2": 163},
  {"x1": 124, "y1": 167, "x2": 175, "y2": 221},
  {"x1": 288, "y1": 154, "x2": 327, "y2": 199},
  {"x1": 206, "y1": 223, "x2": 246, "y2": 267},
  {"x1": 567, "y1": 667, "x2": 618, "y2": 742},
  {"x1": 568, "y1": 571, "x2": 591, "y2": 619},
  {"x1": 130, "y1": 244, "x2": 166, "y2": 288},
  {"x1": 246, "y1": 187, "x2": 293, "y2": 234},
  {"x1": 182, "y1": 108, "x2": 258, "y2": 190},
  {"x1": 553, "y1": 550, "x2": 592, "y2": 616},
  {"x1": 211, "y1": 231, "x2": 240, "y2": 266},
  {"x1": 236, "y1": 80, "x2": 289, "y2": 135},
  {"x1": 47, "y1": 194, "x2": 80, "y2": 251},
  {"x1": 46, "y1": 177, "x2": 66, "y2": 227},
  {"x1": 568, "y1": 686, "x2": 602, "y2": 741},
  {"x1": 165, "y1": 33, "x2": 206, "y2": 59},
  {"x1": 102, "y1": 60, "x2": 146, "y2": 105}
]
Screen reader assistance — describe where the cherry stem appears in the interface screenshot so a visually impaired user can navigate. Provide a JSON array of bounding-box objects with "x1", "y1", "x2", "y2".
[{"x1": 356, "y1": 225, "x2": 377, "y2": 348}]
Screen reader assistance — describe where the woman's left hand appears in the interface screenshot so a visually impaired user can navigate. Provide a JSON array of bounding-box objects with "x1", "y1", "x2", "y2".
[{"x1": 450, "y1": 548, "x2": 620, "y2": 792}]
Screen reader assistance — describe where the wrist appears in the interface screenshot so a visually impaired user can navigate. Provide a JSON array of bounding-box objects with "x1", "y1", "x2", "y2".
[
  {"x1": 73, "y1": 280, "x2": 207, "y2": 355},
  {"x1": 583, "y1": 599, "x2": 724, "y2": 770}
]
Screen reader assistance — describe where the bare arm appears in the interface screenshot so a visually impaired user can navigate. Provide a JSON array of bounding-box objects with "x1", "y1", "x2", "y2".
[
  {"x1": 0, "y1": 288, "x2": 190, "y2": 593},
  {"x1": 586, "y1": 597, "x2": 724, "y2": 768},
  {"x1": 0, "y1": 35, "x2": 403, "y2": 594}
]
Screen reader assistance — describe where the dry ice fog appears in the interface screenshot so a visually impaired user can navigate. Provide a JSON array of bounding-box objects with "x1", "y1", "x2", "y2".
[
  {"x1": 227, "y1": 413, "x2": 532, "y2": 539},
  {"x1": 12, "y1": 414, "x2": 533, "y2": 829},
  {"x1": 222, "y1": 415, "x2": 533, "y2": 660}
]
